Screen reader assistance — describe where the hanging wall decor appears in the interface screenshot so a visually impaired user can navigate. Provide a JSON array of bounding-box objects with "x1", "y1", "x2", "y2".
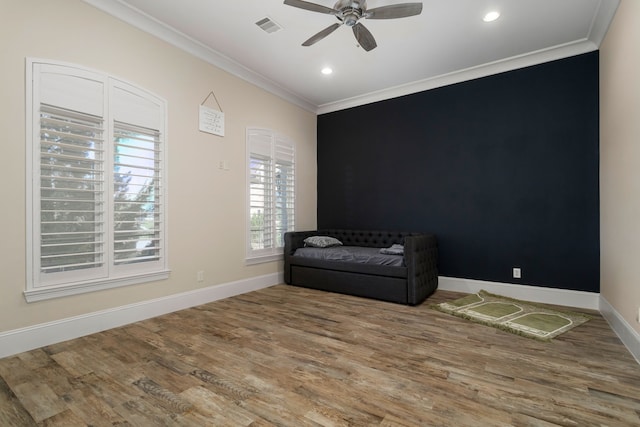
[{"x1": 199, "y1": 90, "x2": 224, "y2": 137}]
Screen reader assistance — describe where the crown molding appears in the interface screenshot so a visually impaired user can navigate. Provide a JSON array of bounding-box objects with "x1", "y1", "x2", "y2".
[
  {"x1": 318, "y1": 0, "x2": 619, "y2": 113},
  {"x1": 83, "y1": 0, "x2": 619, "y2": 115},
  {"x1": 587, "y1": 0, "x2": 621, "y2": 46},
  {"x1": 82, "y1": 0, "x2": 317, "y2": 113},
  {"x1": 316, "y1": 38, "x2": 597, "y2": 114}
]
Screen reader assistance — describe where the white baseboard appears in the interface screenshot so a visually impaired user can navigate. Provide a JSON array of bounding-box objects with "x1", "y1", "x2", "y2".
[
  {"x1": 0, "y1": 272, "x2": 281, "y2": 359},
  {"x1": 438, "y1": 276, "x2": 639, "y2": 365},
  {"x1": 4, "y1": 274, "x2": 638, "y2": 367},
  {"x1": 438, "y1": 276, "x2": 600, "y2": 310},
  {"x1": 599, "y1": 296, "x2": 640, "y2": 365}
]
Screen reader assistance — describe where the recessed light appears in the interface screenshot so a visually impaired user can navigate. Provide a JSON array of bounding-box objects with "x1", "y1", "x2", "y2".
[
  {"x1": 483, "y1": 11, "x2": 500, "y2": 22},
  {"x1": 321, "y1": 67, "x2": 333, "y2": 75}
]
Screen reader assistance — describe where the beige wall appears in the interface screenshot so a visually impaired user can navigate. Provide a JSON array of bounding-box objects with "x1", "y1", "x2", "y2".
[
  {"x1": 0, "y1": 0, "x2": 317, "y2": 332},
  {"x1": 600, "y1": 0, "x2": 640, "y2": 334}
]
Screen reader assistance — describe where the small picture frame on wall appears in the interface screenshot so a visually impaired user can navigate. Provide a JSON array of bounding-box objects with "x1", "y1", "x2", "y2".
[
  {"x1": 199, "y1": 90, "x2": 225, "y2": 137},
  {"x1": 199, "y1": 105, "x2": 224, "y2": 136}
]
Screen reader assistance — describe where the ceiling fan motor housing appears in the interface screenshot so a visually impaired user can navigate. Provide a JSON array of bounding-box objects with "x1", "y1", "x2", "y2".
[
  {"x1": 336, "y1": 0, "x2": 366, "y2": 26},
  {"x1": 342, "y1": 10, "x2": 361, "y2": 26}
]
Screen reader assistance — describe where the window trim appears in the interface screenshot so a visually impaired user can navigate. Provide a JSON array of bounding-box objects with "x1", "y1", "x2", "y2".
[
  {"x1": 245, "y1": 127, "x2": 295, "y2": 264},
  {"x1": 25, "y1": 58, "x2": 170, "y2": 302}
]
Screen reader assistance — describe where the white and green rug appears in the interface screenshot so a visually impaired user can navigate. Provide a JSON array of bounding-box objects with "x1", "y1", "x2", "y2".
[{"x1": 433, "y1": 290, "x2": 591, "y2": 341}]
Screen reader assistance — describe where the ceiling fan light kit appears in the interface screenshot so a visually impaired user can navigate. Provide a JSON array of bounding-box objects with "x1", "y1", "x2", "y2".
[{"x1": 283, "y1": 0, "x2": 423, "y2": 51}]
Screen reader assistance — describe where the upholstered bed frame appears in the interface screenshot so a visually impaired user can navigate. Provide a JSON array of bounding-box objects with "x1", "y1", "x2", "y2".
[{"x1": 284, "y1": 229, "x2": 438, "y2": 305}]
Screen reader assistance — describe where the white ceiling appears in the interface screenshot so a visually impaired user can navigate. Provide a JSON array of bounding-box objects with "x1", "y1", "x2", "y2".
[{"x1": 84, "y1": 0, "x2": 619, "y2": 114}]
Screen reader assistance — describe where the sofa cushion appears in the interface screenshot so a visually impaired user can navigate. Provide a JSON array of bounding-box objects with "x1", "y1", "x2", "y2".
[
  {"x1": 289, "y1": 255, "x2": 407, "y2": 279},
  {"x1": 294, "y1": 246, "x2": 404, "y2": 267}
]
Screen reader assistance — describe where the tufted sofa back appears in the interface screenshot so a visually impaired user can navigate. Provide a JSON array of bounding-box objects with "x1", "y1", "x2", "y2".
[{"x1": 316, "y1": 229, "x2": 417, "y2": 248}]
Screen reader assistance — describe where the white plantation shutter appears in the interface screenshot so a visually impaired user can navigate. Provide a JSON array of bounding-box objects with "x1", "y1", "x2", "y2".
[
  {"x1": 26, "y1": 59, "x2": 168, "y2": 301},
  {"x1": 112, "y1": 122, "x2": 163, "y2": 266},
  {"x1": 249, "y1": 153, "x2": 273, "y2": 251},
  {"x1": 110, "y1": 81, "x2": 165, "y2": 272},
  {"x1": 38, "y1": 104, "x2": 106, "y2": 282},
  {"x1": 274, "y1": 135, "x2": 295, "y2": 248},
  {"x1": 246, "y1": 128, "x2": 295, "y2": 261},
  {"x1": 32, "y1": 64, "x2": 108, "y2": 287}
]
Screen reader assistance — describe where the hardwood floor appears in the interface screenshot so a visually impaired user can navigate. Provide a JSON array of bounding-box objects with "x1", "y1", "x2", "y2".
[{"x1": 1, "y1": 285, "x2": 639, "y2": 426}]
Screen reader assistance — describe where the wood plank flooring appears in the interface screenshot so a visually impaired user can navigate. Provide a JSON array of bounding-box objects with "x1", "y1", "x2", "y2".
[{"x1": 1, "y1": 285, "x2": 639, "y2": 426}]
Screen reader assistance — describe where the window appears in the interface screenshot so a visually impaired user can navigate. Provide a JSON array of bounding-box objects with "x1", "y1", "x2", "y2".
[
  {"x1": 26, "y1": 59, "x2": 168, "y2": 301},
  {"x1": 246, "y1": 128, "x2": 295, "y2": 263}
]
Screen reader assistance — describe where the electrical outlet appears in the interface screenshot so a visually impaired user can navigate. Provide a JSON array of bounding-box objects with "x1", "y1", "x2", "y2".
[
  {"x1": 513, "y1": 267, "x2": 521, "y2": 279},
  {"x1": 197, "y1": 271, "x2": 204, "y2": 282}
]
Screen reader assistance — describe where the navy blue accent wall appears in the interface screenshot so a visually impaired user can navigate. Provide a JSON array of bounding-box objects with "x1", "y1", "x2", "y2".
[{"x1": 317, "y1": 52, "x2": 599, "y2": 292}]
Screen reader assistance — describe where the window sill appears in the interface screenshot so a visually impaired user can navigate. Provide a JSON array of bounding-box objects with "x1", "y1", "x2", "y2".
[
  {"x1": 24, "y1": 270, "x2": 171, "y2": 303},
  {"x1": 245, "y1": 253, "x2": 283, "y2": 266}
]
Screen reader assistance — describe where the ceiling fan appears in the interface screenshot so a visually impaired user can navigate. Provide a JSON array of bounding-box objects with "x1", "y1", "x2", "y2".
[{"x1": 283, "y1": 0, "x2": 423, "y2": 51}]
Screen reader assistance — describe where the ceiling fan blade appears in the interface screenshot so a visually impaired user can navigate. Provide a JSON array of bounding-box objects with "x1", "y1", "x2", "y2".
[
  {"x1": 365, "y1": 3, "x2": 423, "y2": 19},
  {"x1": 352, "y1": 23, "x2": 377, "y2": 51},
  {"x1": 302, "y1": 23, "x2": 342, "y2": 46},
  {"x1": 283, "y1": 0, "x2": 337, "y2": 15}
]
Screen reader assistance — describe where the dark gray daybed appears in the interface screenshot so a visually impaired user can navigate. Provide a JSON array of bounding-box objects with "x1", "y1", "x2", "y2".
[{"x1": 284, "y1": 229, "x2": 438, "y2": 305}]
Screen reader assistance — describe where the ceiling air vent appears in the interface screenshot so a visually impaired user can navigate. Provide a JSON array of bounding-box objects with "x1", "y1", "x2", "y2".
[{"x1": 255, "y1": 17, "x2": 282, "y2": 34}]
